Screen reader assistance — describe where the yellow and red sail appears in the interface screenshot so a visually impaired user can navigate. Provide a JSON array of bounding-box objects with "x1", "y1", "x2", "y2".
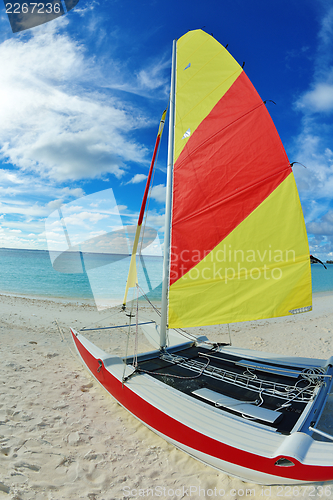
[{"x1": 168, "y1": 30, "x2": 311, "y2": 328}]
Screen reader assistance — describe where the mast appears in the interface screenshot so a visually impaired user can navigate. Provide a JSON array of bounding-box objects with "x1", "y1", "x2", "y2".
[{"x1": 160, "y1": 39, "x2": 176, "y2": 349}]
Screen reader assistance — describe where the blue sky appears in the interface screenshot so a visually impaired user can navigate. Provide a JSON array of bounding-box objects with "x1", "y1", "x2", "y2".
[{"x1": 0, "y1": 0, "x2": 333, "y2": 260}]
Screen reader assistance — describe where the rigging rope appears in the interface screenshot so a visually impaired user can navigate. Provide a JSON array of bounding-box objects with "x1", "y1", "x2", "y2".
[
  {"x1": 79, "y1": 306, "x2": 126, "y2": 332},
  {"x1": 55, "y1": 319, "x2": 79, "y2": 362},
  {"x1": 133, "y1": 285, "x2": 139, "y2": 368},
  {"x1": 122, "y1": 286, "x2": 137, "y2": 384},
  {"x1": 135, "y1": 354, "x2": 211, "y2": 380},
  {"x1": 137, "y1": 284, "x2": 161, "y2": 317}
]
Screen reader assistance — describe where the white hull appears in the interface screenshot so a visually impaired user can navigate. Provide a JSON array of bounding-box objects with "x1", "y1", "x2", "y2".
[{"x1": 71, "y1": 329, "x2": 333, "y2": 485}]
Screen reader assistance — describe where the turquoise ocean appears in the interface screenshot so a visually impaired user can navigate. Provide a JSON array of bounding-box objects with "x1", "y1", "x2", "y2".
[
  {"x1": 0, "y1": 248, "x2": 162, "y2": 304},
  {"x1": 0, "y1": 248, "x2": 332, "y2": 303}
]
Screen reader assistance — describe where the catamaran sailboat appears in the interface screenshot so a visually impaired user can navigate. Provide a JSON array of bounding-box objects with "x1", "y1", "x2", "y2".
[{"x1": 71, "y1": 30, "x2": 333, "y2": 484}]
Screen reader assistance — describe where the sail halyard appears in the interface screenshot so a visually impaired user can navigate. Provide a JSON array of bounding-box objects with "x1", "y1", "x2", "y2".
[
  {"x1": 122, "y1": 108, "x2": 167, "y2": 308},
  {"x1": 159, "y1": 39, "x2": 177, "y2": 349}
]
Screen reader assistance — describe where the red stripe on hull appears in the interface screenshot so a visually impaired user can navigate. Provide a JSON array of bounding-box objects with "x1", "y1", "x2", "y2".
[
  {"x1": 72, "y1": 331, "x2": 333, "y2": 483},
  {"x1": 171, "y1": 71, "x2": 291, "y2": 285}
]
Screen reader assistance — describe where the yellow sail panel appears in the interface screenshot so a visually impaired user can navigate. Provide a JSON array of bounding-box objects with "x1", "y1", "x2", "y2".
[
  {"x1": 122, "y1": 225, "x2": 140, "y2": 305},
  {"x1": 168, "y1": 174, "x2": 311, "y2": 328},
  {"x1": 174, "y1": 30, "x2": 242, "y2": 163},
  {"x1": 126, "y1": 250, "x2": 138, "y2": 288}
]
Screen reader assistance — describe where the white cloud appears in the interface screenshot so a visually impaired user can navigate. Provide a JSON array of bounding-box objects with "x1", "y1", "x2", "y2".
[
  {"x1": 291, "y1": 5, "x2": 333, "y2": 259},
  {"x1": 126, "y1": 173, "x2": 148, "y2": 184},
  {"x1": 0, "y1": 167, "x2": 84, "y2": 197},
  {"x1": 318, "y1": 6, "x2": 333, "y2": 46},
  {"x1": 0, "y1": 17, "x2": 170, "y2": 250},
  {"x1": 294, "y1": 5, "x2": 333, "y2": 116},
  {"x1": 146, "y1": 211, "x2": 165, "y2": 231},
  {"x1": 0, "y1": 227, "x2": 46, "y2": 249},
  {"x1": 135, "y1": 57, "x2": 170, "y2": 93},
  {"x1": 296, "y1": 83, "x2": 333, "y2": 113},
  {"x1": 74, "y1": 0, "x2": 98, "y2": 17},
  {"x1": 307, "y1": 232, "x2": 333, "y2": 261},
  {"x1": 61, "y1": 210, "x2": 109, "y2": 227},
  {"x1": 307, "y1": 211, "x2": 333, "y2": 235},
  {"x1": 0, "y1": 167, "x2": 86, "y2": 249},
  {"x1": 150, "y1": 184, "x2": 166, "y2": 203},
  {"x1": 0, "y1": 26, "x2": 150, "y2": 183},
  {"x1": 293, "y1": 135, "x2": 333, "y2": 198}
]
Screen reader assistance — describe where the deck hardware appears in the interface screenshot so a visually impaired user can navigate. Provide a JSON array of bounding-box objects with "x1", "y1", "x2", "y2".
[{"x1": 274, "y1": 458, "x2": 295, "y2": 467}]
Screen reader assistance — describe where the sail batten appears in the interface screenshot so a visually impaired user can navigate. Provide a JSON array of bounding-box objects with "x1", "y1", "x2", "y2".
[{"x1": 168, "y1": 30, "x2": 311, "y2": 329}]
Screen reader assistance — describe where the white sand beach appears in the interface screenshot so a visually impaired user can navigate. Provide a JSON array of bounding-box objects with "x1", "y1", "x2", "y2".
[{"x1": 1, "y1": 292, "x2": 333, "y2": 499}]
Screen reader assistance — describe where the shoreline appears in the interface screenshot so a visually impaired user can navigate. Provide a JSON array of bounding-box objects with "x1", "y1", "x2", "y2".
[
  {"x1": 0, "y1": 289, "x2": 161, "y2": 308},
  {"x1": 0, "y1": 288, "x2": 331, "y2": 305},
  {"x1": 0, "y1": 289, "x2": 96, "y2": 306}
]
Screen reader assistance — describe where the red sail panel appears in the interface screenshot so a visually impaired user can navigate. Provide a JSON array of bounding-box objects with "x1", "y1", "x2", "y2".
[{"x1": 170, "y1": 71, "x2": 292, "y2": 285}]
